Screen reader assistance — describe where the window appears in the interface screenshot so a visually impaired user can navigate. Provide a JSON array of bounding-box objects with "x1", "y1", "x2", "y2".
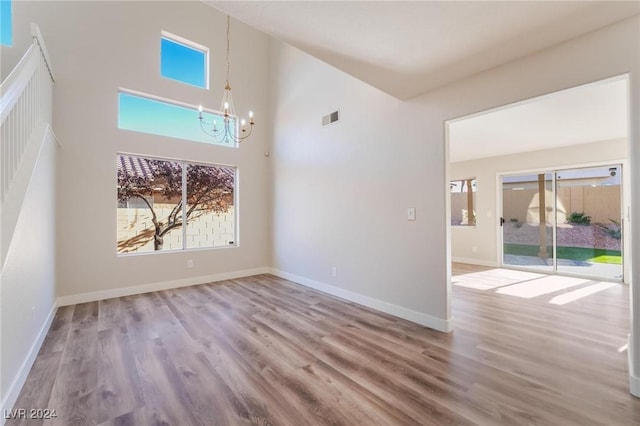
[
  {"x1": 451, "y1": 178, "x2": 476, "y2": 226},
  {"x1": 160, "y1": 32, "x2": 207, "y2": 88},
  {"x1": 118, "y1": 90, "x2": 234, "y2": 147},
  {"x1": 1, "y1": 0, "x2": 12, "y2": 46},
  {"x1": 117, "y1": 154, "x2": 236, "y2": 254}
]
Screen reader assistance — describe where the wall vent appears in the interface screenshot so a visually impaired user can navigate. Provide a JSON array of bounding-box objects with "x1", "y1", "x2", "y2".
[{"x1": 322, "y1": 110, "x2": 339, "y2": 126}]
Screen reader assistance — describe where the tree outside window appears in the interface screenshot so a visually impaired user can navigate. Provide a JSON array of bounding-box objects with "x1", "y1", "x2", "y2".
[
  {"x1": 117, "y1": 155, "x2": 235, "y2": 254},
  {"x1": 451, "y1": 178, "x2": 476, "y2": 226}
]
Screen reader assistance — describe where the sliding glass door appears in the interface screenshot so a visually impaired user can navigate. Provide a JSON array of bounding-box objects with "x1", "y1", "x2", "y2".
[
  {"x1": 502, "y1": 172, "x2": 554, "y2": 272},
  {"x1": 554, "y1": 166, "x2": 622, "y2": 279},
  {"x1": 501, "y1": 165, "x2": 622, "y2": 280}
]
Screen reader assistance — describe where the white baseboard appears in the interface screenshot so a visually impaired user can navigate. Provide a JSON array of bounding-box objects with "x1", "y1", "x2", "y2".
[
  {"x1": 1, "y1": 303, "x2": 57, "y2": 423},
  {"x1": 56, "y1": 267, "x2": 270, "y2": 306},
  {"x1": 269, "y1": 268, "x2": 451, "y2": 333},
  {"x1": 451, "y1": 257, "x2": 498, "y2": 268}
]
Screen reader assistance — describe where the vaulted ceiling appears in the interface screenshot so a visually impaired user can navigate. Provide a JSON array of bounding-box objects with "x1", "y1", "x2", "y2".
[{"x1": 205, "y1": 1, "x2": 639, "y2": 99}]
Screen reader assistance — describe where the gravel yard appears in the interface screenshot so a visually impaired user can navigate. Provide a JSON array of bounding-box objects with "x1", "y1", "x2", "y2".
[{"x1": 503, "y1": 222, "x2": 621, "y2": 250}]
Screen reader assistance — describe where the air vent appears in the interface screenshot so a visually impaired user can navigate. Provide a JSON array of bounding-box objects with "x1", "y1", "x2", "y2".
[{"x1": 322, "y1": 110, "x2": 339, "y2": 126}]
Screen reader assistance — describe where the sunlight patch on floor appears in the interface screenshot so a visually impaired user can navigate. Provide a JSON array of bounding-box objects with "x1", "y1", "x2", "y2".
[
  {"x1": 549, "y1": 281, "x2": 617, "y2": 305},
  {"x1": 495, "y1": 275, "x2": 590, "y2": 298},
  {"x1": 453, "y1": 268, "x2": 544, "y2": 290}
]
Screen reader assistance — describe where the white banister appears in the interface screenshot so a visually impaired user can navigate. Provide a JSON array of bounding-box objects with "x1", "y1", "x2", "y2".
[
  {"x1": 31, "y1": 23, "x2": 55, "y2": 83},
  {"x1": 0, "y1": 23, "x2": 54, "y2": 204}
]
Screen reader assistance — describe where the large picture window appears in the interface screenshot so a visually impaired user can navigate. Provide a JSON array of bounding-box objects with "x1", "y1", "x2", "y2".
[{"x1": 117, "y1": 154, "x2": 236, "y2": 254}]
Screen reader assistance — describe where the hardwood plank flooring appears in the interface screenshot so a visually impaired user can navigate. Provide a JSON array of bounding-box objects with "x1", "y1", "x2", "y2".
[{"x1": 7, "y1": 268, "x2": 639, "y2": 425}]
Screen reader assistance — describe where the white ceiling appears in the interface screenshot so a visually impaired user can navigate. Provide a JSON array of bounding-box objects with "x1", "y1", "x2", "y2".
[
  {"x1": 448, "y1": 76, "x2": 629, "y2": 163},
  {"x1": 205, "y1": 1, "x2": 640, "y2": 99}
]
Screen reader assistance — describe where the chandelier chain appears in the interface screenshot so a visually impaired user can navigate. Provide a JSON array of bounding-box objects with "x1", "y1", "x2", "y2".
[
  {"x1": 226, "y1": 15, "x2": 230, "y2": 87},
  {"x1": 198, "y1": 14, "x2": 254, "y2": 144}
]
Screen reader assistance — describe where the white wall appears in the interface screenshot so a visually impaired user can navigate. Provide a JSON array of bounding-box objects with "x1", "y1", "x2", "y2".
[
  {"x1": 450, "y1": 138, "x2": 628, "y2": 266},
  {"x1": 269, "y1": 15, "x2": 639, "y2": 386},
  {"x1": 11, "y1": 1, "x2": 271, "y2": 301},
  {"x1": 269, "y1": 41, "x2": 448, "y2": 329},
  {"x1": 1, "y1": 130, "x2": 58, "y2": 413}
]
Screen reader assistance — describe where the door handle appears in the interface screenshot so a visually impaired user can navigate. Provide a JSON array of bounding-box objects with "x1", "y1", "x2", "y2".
[{"x1": 500, "y1": 217, "x2": 505, "y2": 226}]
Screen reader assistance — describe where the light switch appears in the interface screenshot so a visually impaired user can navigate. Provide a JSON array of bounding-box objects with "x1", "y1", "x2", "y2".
[{"x1": 407, "y1": 207, "x2": 416, "y2": 221}]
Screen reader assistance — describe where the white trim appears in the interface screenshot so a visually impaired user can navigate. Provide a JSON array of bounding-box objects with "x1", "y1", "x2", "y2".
[
  {"x1": 0, "y1": 45, "x2": 38, "y2": 124},
  {"x1": 0, "y1": 303, "x2": 57, "y2": 423},
  {"x1": 270, "y1": 268, "x2": 452, "y2": 333},
  {"x1": 446, "y1": 74, "x2": 629, "y2": 125},
  {"x1": 56, "y1": 267, "x2": 270, "y2": 306},
  {"x1": 160, "y1": 30, "x2": 209, "y2": 90},
  {"x1": 451, "y1": 257, "x2": 499, "y2": 268},
  {"x1": 48, "y1": 125, "x2": 60, "y2": 148},
  {"x1": 30, "y1": 23, "x2": 55, "y2": 82},
  {"x1": 160, "y1": 30, "x2": 209, "y2": 54},
  {"x1": 2, "y1": 125, "x2": 57, "y2": 270},
  {"x1": 444, "y1": 121, "x2": 453, "y2": 323},
  {"x1": 118, "y1": 87, "x2": 223, "y2": 117}
]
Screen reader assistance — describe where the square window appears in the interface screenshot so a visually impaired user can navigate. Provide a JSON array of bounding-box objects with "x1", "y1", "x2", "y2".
[{"x1": 160, "y1": 32, "x2": 207, "y2": 89}]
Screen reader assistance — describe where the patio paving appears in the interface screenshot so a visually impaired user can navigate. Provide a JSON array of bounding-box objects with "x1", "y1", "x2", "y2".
[{"x1": 504, "y1": 254, "x2": 623, "y2": 280}]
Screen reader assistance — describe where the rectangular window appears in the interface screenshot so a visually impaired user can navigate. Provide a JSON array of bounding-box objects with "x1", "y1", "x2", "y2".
[
  {"x1": 186, "y1": 163, "x2": 235, "y2": 249},
  {"x1": 160, "y1": 32, "x2": 207, "y2": 88},
  {"x1": 1, "y1": 0, "x2": 12, "y2": 46},
  {"x1": 118, "y1": 90, "x2": 234, "y2": 147},
  {"x1": 451, "y1": 178, "x2": 476, "y2": 226},
  {"x1": 117, "y1": 154, "x2": 236, "y2": 254}
]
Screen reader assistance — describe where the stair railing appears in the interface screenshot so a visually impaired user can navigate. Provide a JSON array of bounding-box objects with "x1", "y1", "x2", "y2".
[{"x1": 0, "y1": 23, "x2": 55, "y2": 204}]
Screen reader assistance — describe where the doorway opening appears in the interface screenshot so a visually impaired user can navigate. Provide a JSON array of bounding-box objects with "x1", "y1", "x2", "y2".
[{"x1": 446, "y1": 74, "x2": 630, "y2": 283}]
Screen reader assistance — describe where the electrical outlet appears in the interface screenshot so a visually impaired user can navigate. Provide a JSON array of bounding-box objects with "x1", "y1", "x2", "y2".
[
  {"x1": 407, "y1": 207, "x2": 416, "y2": 221},
  {"x1": 331, "y1": 266, "x2": 337, "y2": 277},
  {"x1": 187, "y1": 259, "x2": 194, "y2": 268}
]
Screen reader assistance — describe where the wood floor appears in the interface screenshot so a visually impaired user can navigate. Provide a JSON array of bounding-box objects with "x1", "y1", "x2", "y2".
[{"x1": 7, "y1": 266, "x2": 639, "y2": 425}]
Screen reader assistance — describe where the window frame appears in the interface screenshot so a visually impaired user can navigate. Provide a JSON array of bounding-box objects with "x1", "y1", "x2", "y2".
[
  {"x1": 117, "y1": 88, "x2": 237, "y2": 148},
  {"x1": 160, "y1": 30, "x2": 209, "y2": 89},
  {"x1": 116, "y1": 152, "x2": 238, "y2": 256}
]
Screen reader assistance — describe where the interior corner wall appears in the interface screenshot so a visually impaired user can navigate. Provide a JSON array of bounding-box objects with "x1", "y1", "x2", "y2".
[
  {"x1": 11, "y1": 2, "x2": 271, "y2": 301},
  {"x1": 268, "y1": 39, "x2": 448, "y2": 329},
  {"x1": 450, "y1": 138, "x2": 628, "y2": 267}
]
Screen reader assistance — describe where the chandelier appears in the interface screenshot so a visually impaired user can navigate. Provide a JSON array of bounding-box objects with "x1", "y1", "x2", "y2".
[{"x1": 198, "y1": 15, "x2": 254, "y2": 144}]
